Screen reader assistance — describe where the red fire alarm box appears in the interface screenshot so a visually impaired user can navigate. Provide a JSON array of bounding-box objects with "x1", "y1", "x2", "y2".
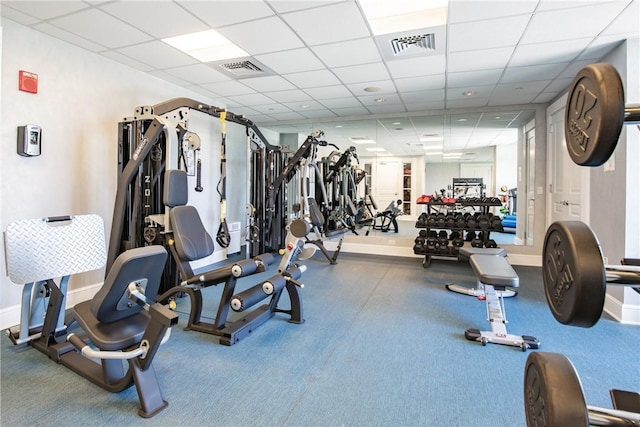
[{"x1": 19, "y1": 70, "x2": 38, "y2": 94}]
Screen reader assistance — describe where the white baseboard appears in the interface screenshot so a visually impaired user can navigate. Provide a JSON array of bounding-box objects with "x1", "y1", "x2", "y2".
[
  {"x1": 604, "y1": 293, "x2": 640, "y2": 325},
  {"x1": 0, "y1": 282, "x2": 102, "y2": 331},
  {"x1": 504, "y1": 253, "x2": 542, "y2": 266}
]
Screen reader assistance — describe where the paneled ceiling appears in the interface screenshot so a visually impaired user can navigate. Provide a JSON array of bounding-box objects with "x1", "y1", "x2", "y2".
[{"x1": 2, "y1": 0, "x2": 638, "y2": 158}]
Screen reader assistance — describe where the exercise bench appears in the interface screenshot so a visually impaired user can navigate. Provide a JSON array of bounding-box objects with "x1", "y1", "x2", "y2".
[
  {"x1": 446, "y1": 247, "x2": 517, "y2": 298},
  {"x1": 459, "y1": 248, "x2": 540, "y2": 351}
]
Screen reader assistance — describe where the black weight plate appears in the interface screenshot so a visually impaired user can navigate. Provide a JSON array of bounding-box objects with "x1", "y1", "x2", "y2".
[
  {"x1": 542, "y1": 221, "x2": 606, "y2": 327},
  {"x1": 564, "y1": 63, "x2": 625, "y2": 166},
  {"x1": 524, "y1": 352, "x2": 589, "y2": 427},
  {"x1": 478, "y1": 215, "x2": 490, "y2": 230}
]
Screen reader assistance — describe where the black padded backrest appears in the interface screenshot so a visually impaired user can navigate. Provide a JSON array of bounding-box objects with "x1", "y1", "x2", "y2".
[
  {"x1": 90, "y1": 246, "x2": 168, "y2": 324},
  {"x1": 164, "y1": 169, "x2": 188, "y2": 208},
  {"x1": 307, "y1": 198, "x2": 324, "y2": 227},
  {"x1": 170, "y1": 205, "x2": 215, "y2": 261}
]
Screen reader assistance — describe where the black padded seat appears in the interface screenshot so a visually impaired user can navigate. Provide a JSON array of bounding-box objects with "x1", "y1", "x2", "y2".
[
  {"x1": 73, "y1": 302, "x2": 151, "y2": 350},
  {"x1": 73, "y1": 245, "x2": 168, "y2": 351}
]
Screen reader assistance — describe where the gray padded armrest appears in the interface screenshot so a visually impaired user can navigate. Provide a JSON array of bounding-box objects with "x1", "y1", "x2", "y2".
[
  {"x1": 469, "y1": 254, "x2": 519, "y2": 288},
  {"x1": 459, "y1": 247, "x2": 506, "y2": 261}
]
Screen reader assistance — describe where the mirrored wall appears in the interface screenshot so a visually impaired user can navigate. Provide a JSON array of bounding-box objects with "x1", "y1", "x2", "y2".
[{"x1": 262, "y1": 108, "x2": 537, "y2": 247}]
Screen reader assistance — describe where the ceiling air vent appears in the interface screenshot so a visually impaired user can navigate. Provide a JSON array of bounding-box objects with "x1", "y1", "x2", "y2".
[
  {"x1": 375, "y1": 25, "x2": 446, "y2": 61},
  {"x1": 208, "y1": 57, "x2": 275, "y2": 79},
  {"x1": 390, "y1": 33, "x2": 436, "y2": 56}
]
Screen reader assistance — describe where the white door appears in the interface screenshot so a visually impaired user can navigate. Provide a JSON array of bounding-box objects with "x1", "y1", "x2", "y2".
[
  {"x1": 547, "y1": 96, "x2": 589, "y2": 224},
  {"x1": 374, "y1": 160, "x2": 402, "y2": 210},
  {"x1": 525, "y1": 120, "x2": 535, "y2": 245}
]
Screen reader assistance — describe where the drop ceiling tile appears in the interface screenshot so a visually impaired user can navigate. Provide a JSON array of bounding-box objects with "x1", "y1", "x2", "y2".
[
  {"x1": 0, "y1": 4, "x2": 42, "y2": 24},
  {"x1": 447, "y1": 47, "x2": 515, "y2": 73},
  {"x1": 500, "y1": 63, "x2": 566, "y2": 83},
  {"x1": 48, "y1": 8, "x2": 153, "y2": 49},
  {"x1": 252, "y1": 103, "x2": 294, "y2": 114},
  {"x1": 99, "y1": 1, "x2": 208, "y2": 39},
  {"x1": 448, "y1": 69, "x2": 503, "y2": 88},
  {"x1": 448, "y1": 0, "x2": 538, "y2": 24},
  {"x1": 265, "y1": 111, "x2": 308, "y2": 121},
  {"x1": 164, "y1": 64, "x2": 231, "y2": 85},
  {"x1": 224, "y1": 106, "x2": 262, "y2": 117},
  {"x1": 304, "y1": 85, "x2": 353, "y2": 99},
  {"x1": 240, "y1": 75, "x2": 296, "y2": 92},
  {"x1": 217, "y1": 16, "x2": 304, "y2": 55},
  {"x1": 601, "y1": 0, "x2": 639, "y2": 36},
  {"x1": 254, "y1": 48, "x2": 325, "y2": 74},
  {"x1": 186, "y1": 85, "x2": 226, "y2": 101},
  {"x1": 177, "y1": 0, "x2": 275, "y2": 27},
  {"x1": 358, "y1": 93, "x2": 402, "y2": 106},
  {"x1": 35, "y1": 22, "x2": 106, "y2": 51},
  {"x1": 264, "y1": 90, "x2": 313, "y2": 103},
  {"x1": 229, "y1": 93, "x2": 275, "y2": 106},
  {"x1": 510, "y1": 38, "x2": 592, "y2": 67},
  {"x1": 366, "y1": 104, "x2": 407, "y2": 114},
  {"x1": 299, "y1": 109, "x2": 338, "y2": 119},
  {"x1": 386, "y1": 55, "x2": 446, "y2": 79},
  {"x1": 201, "y1": 80, "x2": 256, "y2": 96},
  {"x1": 311, "y1": 38, "x2": 381, "y2": 68},
  {"x1": 399, "y1": 89, "x2": 445, "y2": 103},
  {"x1": 116, "y1": 41, "x2": 199, "y2": 69},
  {"x1": 395, "y1": 75, "x2": 446, "y2": 92},
  {"x1": 346, "y1": 80, "x2": 397, "y2": 96},
  {"x1": 330, "y1": 106, "x2": 372, "y2": 117},
  {"x1": 520, "y1": 3, "x2": 629, "y2": 44},
  {"x1": 487, "y1": 92, "x2": 538, "y2": 106},
  {"x1": 282, "y1": 2, "x2": 370, "y2": 46},
  {"x1": 445, "y1": 97, "x2": 490, "y2": 109},
  {"x1": 319, "y1": 97, "x2": 363, "y2": 109},
  {"x1": 543, "y1": 77, "x2": 574, "y2": 93},
  {"x1": 491, "y1": 81, "x2": 551, "y2": 95},
  {"x1": 556, "y1": 59, "x2": 597, "y2": 79},
  {"x1": 447, "y1": 85, "x2": 496, "y2": 100},
  {"x1": 536, "y1": 0, "x2": 620, "y2": 12},
  {"x1": 2, "y1": 1, "x2": 89, "y2": 20},
  {"x1": 147, "y1": 70, "x2": 190, "y2": 87},
  {"x1": 283, "y1": 69, "x2": 342, "y2": 88},
  {"x1": 403, "y1": 100, "x2": 446, "y2": 111},
  {"x1": 532, "y1": 92, "x2": 559, "y2": 104},
  {"x1": 332, "y1": 63, "x2": 390, "y2": 84},
  {"x1": 281, "y1": 100, "x2": 325, "y2": 111},
  {"x1": 100, "y1": 50, "x2": 154, "y2": 72},
  {"x1": 448, "y1": 15, "x2": 530, "y2": 52},
  {"x1": 267, "y1": 0, "x2": 343, "y2": 14},
  {"x1": 577, "y1": 36, "x2": 624, "y2": 61}
]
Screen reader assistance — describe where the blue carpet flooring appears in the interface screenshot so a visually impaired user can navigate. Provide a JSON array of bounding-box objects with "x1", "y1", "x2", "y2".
[{"x1": 1, "y1": 252, "x2": 638, "y2": 426}]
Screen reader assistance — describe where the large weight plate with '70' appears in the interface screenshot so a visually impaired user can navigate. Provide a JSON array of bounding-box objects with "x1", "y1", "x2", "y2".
[{"x1": 542, "y1": 221, "x2": 606, "y2": 327}]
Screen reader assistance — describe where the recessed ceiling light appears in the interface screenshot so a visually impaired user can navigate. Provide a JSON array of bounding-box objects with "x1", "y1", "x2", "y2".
[
  {"x1": 420, "y1": 135, "x2": 444, "y2": 143},
  {"x1": 359, "y1": 0, "x2": 449, "y2": 35},
  {"x1": 462, "y1": 90, "x2": 477, "y2": 97},
  {"x1": 364, "y1": 86, "x2": 381, "y2": 92},
  {"x1": 162, "y1": 29, "x2": 248, "y2": 62},
  {"x1": 392, "y1": 122, "x2": 401, "y2": 125},
  {"x1": 350, "y1": 137, "x2": 376, "y2": 144},
  {"x1": 300, "y1": 104, "x2": 310, "y2": 109},
  {"x1": 374, "y1": 97, "x2": 386, "y2": 103},
  {"x1": 495, "y1": 116, "x2": 501, "y2": 119},
  {"x1": 335, "y1": 125, "x2": 343, "y2": 128},
  {"x1": 366, "y1": 147, "x2": 386, "y2": 152},
  {"x1": 457, "y1": 118, "x2": 468, "y2": 122}
]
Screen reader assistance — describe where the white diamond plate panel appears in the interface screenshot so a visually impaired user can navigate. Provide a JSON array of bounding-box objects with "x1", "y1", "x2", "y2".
[{"x1": 5, "y1": 215, "x2": 107, "y2": 284}]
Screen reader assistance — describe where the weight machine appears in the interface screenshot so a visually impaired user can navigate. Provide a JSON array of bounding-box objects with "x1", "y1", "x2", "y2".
[{"x1": 115, "y1": 98, "x2": 293, "y2": 291}]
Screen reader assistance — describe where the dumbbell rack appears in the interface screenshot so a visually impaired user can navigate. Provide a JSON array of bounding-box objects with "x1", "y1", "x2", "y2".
[{"x1": 413, "y1": 198, "x2": 503, "y2": 267}]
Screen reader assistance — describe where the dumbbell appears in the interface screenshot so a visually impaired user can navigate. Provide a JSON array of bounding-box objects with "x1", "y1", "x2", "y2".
[
  {"x1": 477, "y1": 214, "x2": 491, "y2": 230},
  {"x1": 564, "y1": 62, "x2": 640, "y2": 167},
  {"x1": 524, "y1": 351, "x2": 640, "y2": 427},
  {"x1": 413, "y1": 231, "x2": 427, "y2": 254},
  {"x1": 485, "y1": 239, "x2": 498, "y2": 248},
  {"x1": 445, "y1": 214, "x2": 456, "y2": 228},
  {"x1": 543, "y1": 221, "x2": 640, "y2": 327},
  {"x1": 491, "y1": 216, "x2": 503, "y2": 231}
]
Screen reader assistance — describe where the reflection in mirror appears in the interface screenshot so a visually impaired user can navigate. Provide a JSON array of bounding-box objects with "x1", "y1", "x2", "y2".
[{"x1": 263, "y1": 109, "x2": 536, "y2": 251}]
